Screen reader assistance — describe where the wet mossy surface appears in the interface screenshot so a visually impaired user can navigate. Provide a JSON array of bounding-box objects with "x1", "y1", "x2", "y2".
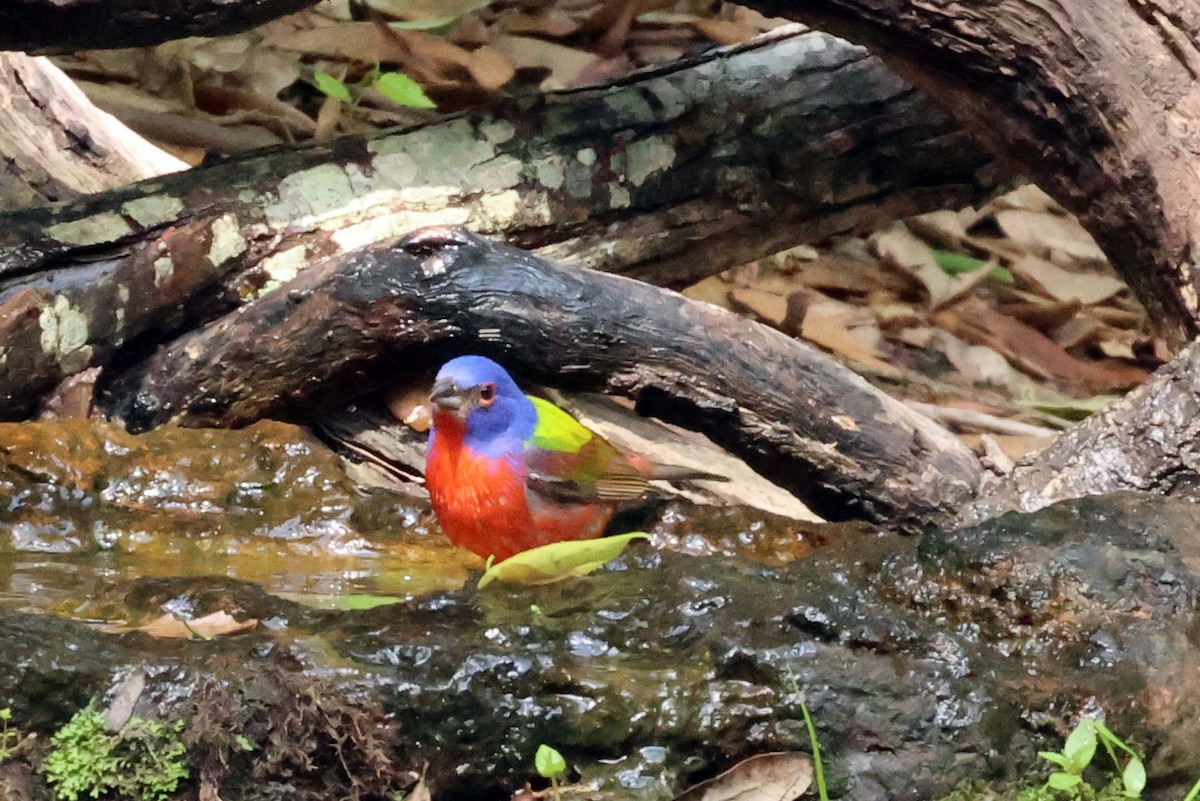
[{"x1": 1, "y1": 421, "x2": 1199, "y2": 799}]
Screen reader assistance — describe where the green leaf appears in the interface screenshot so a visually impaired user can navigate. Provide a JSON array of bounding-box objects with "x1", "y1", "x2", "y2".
[
  {"x1": 1048, "y1": 772, "x2": 1083, "y2": 790},
  {"x1": 320, "y1": 594, "x2": 405, "y2": 610},
  {"x1": 478, "y1": 532, "x2": 650, "y2": 588},
  {"x1": 1063, "y1": 720, "x2": 1097, "y2": 770},
  {"x1": 535, "y1": 744, "x2": 566, "y2": 779},
  {"x1": 374, "y1": 72, "x2": 436, "y2": 109},
  {"x1": 315, "y1": 70, "x2": 353, "y2": 103},
  {"x1": 930, "y1": 249, "x2": 1013, "y2": 283},
  {"x1": 0, "y1": 709, "x2": 11, "y2": 721},
  {"x1": 1122, "y1": 757, "x2": 1146, "y2": 798},
  {"x1": 1037, "y1": 751, "x2": 1070, "y2": 768},
  {"x1": 931, "y1": 249, "x2": 988, "y2": 276},
  {"x1": 987, "y1": 266, "x2": 1015, "y2": 284}
]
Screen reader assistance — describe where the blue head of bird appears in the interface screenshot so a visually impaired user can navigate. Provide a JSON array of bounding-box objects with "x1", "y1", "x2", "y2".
[{"x1": 428, "y1": 355, "x2": 536, "y2": 452}]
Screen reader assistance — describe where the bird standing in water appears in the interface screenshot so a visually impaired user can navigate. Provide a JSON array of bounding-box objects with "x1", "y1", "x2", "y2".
[{"x1": 425, "y1": 355, "x2": 716, "y2": 562}]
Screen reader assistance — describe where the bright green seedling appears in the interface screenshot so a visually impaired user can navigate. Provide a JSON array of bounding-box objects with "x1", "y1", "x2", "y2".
[
  {"x1": 315, "y1": 66, "x2": 435, "y2": 110},
  {"x1": 0, "y1": 707, "x2": 32, "y2": 762},
  {"x1": 535, "y1": 744, "x2": 567, "y2": 801},
  {"x1": 1031, "y1": 718, "x2": 1146, "y2": 801},
  {"x1": 930, "y1": 248, "x2": 1014, "y2": 284}
]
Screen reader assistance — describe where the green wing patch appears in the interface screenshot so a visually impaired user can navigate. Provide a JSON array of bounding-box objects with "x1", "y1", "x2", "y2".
[{"x1": 527, "y1": 396, "x2": 593, "y2": 453}]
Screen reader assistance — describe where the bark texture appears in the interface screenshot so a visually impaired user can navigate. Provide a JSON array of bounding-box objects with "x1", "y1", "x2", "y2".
[
  {"x1": 961, "y1": 340, "x2": 1200, "y2": 526},
  {"x1": 747, "y1": 0, "x2": 1200, "y2": 345},
  {"x1": 0, "y1": 28, "x2": 996, "y2": 420},
  {"x1": 0, "y1": 0, "x2": 322, "y2": 54},
  {"x1": 0, "y1": 54, "x2": 185, "y2": 209},
  {"x1": 107, "y1": 227, "x2": 982, "y2": 526}
]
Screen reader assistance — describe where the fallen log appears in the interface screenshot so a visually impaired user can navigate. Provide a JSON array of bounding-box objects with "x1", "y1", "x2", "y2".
[
  {"x1": 0, "y1": 53, "x2": 185, "y2": 209},
  {"x1": 0, "y1": 0, "x2": 323, "y2": 53},
  {"x1": 107, "y1": 226, "x2": 982, "y2": 526},
  {"x1": 746, "y1": 0, "x2": 1200, "y2": 344},
  {"x1": 0, "y1": 28, "x2": 996, "y2": 419}
]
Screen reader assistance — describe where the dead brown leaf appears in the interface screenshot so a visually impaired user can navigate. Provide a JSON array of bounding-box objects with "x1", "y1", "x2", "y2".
[
  {"x1": 501, "y1": 10, "x2": 582, "y2": 38},
  {"x1": 692, "y1": 17, "x2": 762, "y2": 44},
  {"x1": 961, "y1": 432, "x2": 1056, "y2": 461},
  {"x1": 682, "y1": 275, "x2": 736, "y2": 310},
  {"x1": 1009, "y1": 254, "x2": 1125, "y2": 305},
  {"x1": 101, "y1": 611, "x2": 257, "y2": 639},
  {"x1": 802, "y1": 296, "x2": 895, "y2": 374},
  {"x1": 467, "y1": 46, "x2": 516, "y2": 91},
  {"x1": 264, "y1": 21, "x2": 384, "y2": 62},
  {"x1": 490, "y1": 35, "x2": 599, "y2": 88},
  {"x1": 935, "y1": 297, "x2": 1148, "y2": 393},
  {"x1": 673, "y1": 751, "x2": 813, "y2": 801},
  {"x1": 993, "y1": 209, "x2": 1107, "y2": 264},
  {"x1": 872, "y1": 226, "x2": 987, "y2": 308},
  {"x1": 729, "y1": 287, "x2": 788, "y2": 327}
]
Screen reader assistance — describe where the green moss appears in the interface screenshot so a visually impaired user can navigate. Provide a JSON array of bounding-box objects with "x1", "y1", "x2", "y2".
[{"x1": 42, "y1": 705, "x2": 189, "y2": 801}]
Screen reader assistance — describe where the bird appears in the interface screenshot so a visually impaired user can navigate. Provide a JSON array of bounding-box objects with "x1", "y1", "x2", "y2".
[{"x1": 424, "y1": 355, "x2": 720, "y2": 562}]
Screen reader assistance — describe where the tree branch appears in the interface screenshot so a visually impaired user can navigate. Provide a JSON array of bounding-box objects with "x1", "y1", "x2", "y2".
[{"x1": 0, "y1": 28, "x2": 996, "y2": 419}]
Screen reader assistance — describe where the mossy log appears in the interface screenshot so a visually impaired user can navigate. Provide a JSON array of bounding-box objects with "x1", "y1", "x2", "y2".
[{"x1": 0, "y1": 28, "x2": 995, "y2": 419}]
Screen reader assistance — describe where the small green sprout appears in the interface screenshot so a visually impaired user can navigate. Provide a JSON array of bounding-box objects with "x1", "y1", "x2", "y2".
[
  {"x1": 1025, "y1": 718, "x2": 1146, "y2": 801},
  {"x1": 535, "y1": 743, "x2": 567, "y2": 801},
  {"x1": 785, "y1": 668, "x2": 828, "y2": 801},
  {"x1": 0, "y1": 707, "x2": 31, "y2": 762},
  {"x1": 314, "y1": 66, "x2": 435, "y2": 110}
]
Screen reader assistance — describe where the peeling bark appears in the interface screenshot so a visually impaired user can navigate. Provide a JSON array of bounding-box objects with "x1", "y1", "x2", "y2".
[
  {"x1": 744, "y1": 0, "x2": 1200, "y2": 345},
  {"x1": 0, "y1": 28, "x2": 996, "y2": 419},
  {"x1": 0, "y1": 0, "x2": 323, "y2": 54},
  {"x1": 107, "y1": 227, "x2": 982, "y2": 526}
]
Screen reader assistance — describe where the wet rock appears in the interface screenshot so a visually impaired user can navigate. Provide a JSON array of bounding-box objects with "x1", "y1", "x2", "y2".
[{"x1": 0, "y1": 492, "x2": 1198, "y2": 800}]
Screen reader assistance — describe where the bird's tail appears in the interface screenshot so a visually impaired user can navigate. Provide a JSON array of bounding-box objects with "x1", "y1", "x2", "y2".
[{"x1": 641, "y1": 463, "x2": 728, "y2": 483}]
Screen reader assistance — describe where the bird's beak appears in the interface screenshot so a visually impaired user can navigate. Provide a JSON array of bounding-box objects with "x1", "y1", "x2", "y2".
[{"x1": 429, "y1": 377, "x2": 466, "y2": 414}]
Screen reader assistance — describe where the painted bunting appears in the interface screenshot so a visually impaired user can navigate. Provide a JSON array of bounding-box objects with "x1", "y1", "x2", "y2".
[{"x1": 425, "y1": 355, "x2": 718, "y2": 562}]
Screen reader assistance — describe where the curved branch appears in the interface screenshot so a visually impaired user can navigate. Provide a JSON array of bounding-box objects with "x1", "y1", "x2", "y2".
[
  {"x1": 0, "y1": 28, "x2": 996, "y2": 419},
  {"x1": 747, "y1": 0, "x2": 1200, "y2": 344}
]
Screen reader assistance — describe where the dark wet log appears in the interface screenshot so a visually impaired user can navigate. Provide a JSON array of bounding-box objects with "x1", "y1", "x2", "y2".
[
  {"x1": 108, "y1": 226, "x2": 982, "y2": 526},
  {"x1": 743, "y1": 0, "x2": 1200, "y2": 346},
  {"x1": 0, "y1": 0, "x2": 322, "y2": 54},
  {"x1": 1, "y1": 491, "x2": 1199, "y2": 800},
  {"x1": 0, "y1": 28, "x2": 996, "y2": 419},
  {"x1": 961, "y1": 340, "x2": 1200, "y2": 526}
]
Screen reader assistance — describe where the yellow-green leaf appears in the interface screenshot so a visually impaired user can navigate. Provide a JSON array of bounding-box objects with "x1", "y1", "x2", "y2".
[
  {"x1": 478, "y1": 533, "x2": 650, "y2": 588},
  {"x1": 535, "y1": 744, "x2": 567, "y2": 779},
  {"x1": 314, "y1": 70, "x2": 353, "y2": 103},
  {"x1": 374, "y1": 72, "x2": 436, "y2": 109}
]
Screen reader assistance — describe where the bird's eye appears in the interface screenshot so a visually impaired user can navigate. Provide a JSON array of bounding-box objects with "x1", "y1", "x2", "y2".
[{"x1": 478, "y1": 382, "x2": 497, "y2": 406}]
